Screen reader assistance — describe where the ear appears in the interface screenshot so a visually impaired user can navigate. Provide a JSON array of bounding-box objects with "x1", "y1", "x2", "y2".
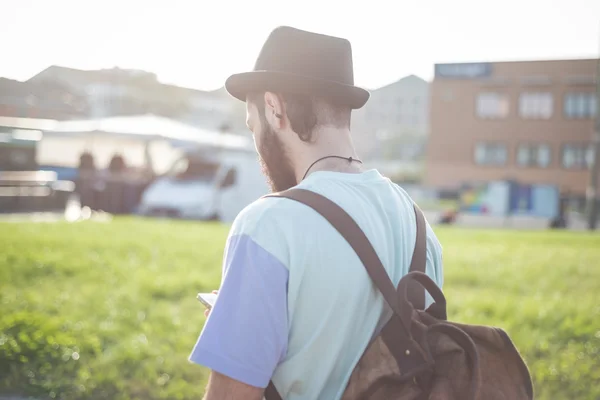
[{"x1": 264, "y1": 92, "x2": 285, "y2": 129}]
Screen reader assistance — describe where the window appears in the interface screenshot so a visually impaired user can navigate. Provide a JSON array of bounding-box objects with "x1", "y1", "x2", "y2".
[
  {"x1": 517, "y1": 144, "x2": 551, "y2": 168},
  {"x1": 564, "y1": 93, "x2": 597, "y2": 119},
  {"x1": 476, "y1": 92, "x2": 509, "y2": 119},
  {"x1": 519, "y1": 92, "x2": 553, "y2": 119},
  {"x1": 167, "y1": 157, "x2": 220, "y2": 182},
  {"x1": 562, "y1": 144, "x2": 594, "y2": 169},
  {"x1": 220, "y1": 168, "x2": 237, "y2": 188},
  {"x1": 474, "y1": 143, "x2": 507, "y2": 166},
  {"x1": 412, "y1": 98, "x2": 421, "y2": 116}
]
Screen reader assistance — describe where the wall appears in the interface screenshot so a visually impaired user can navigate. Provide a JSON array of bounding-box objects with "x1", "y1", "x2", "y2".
[
  {"x1": 425, "y1": 59, "x2": 597, "y2": 195},
  {"x1": 353, "y1": 75, "x2": 430, "y2": 165}
]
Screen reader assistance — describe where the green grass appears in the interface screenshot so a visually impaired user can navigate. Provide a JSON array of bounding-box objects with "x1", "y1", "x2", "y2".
[{"x1": 1, "y1": 218, "x2": 599, "y2": 399}]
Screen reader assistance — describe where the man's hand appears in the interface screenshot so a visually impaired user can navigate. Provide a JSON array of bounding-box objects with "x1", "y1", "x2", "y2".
[
  {"x1": 203, "y1": 371, "x2": 265, "y2": 400},
  {"x1": 204, "y1": 290, "x2": 218, "y2": 318}
]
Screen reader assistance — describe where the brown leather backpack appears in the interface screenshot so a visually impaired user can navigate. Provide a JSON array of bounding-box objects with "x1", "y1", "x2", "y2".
[{"x1": 263, "y1": 188, "x2": 534, "y2": 400}]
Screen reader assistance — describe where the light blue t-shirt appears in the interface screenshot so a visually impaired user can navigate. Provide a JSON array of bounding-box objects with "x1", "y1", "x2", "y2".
[{"x1": 190, "y1": 169, "x2": 444, "y2": 399}]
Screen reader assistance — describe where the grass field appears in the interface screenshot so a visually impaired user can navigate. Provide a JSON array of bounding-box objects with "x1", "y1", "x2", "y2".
[{"x1": 1, "y1": 218, "x2": 599, "y2": 400}]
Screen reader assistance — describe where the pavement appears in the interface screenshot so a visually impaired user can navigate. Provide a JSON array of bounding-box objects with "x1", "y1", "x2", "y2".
[
  {"x1": 0, "y1": 206, "x2": 595, "y2": 232},
  {"x1": 423, "y1": 210, "x2": 593, "y2": 231},
  {"x1": 0, "y1": 205, "x2": 112, "y2": 223}
]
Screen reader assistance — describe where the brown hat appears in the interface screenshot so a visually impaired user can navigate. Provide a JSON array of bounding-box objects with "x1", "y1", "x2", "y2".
[{"x1": 225, "y1": 26, "x2": 370, "y2": 109}]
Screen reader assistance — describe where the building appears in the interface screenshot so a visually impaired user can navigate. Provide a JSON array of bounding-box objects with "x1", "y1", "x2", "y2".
[
  {"x1": 0, "y1": 77, "x2": 87, "y2": 120},
  {"x1": 26, "y1": 66, "x2": 242, "y2": 132},
  {"x1": 425, "y1": 58, "x2": 598, "y2": 199},
  {"x1": 181, "y1": 86, "x2": 247, "y2": 134},
  {"x1": 352, "y1": 75, "x2": 430, "y2": 179},
  {"x1": 28, "y1": 66, "x2": 172, "y2": 118}
]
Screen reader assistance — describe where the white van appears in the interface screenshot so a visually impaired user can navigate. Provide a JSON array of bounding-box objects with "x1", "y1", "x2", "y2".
[{"x1": 137, "y1": 147, "x2": 269, "y2": 222}]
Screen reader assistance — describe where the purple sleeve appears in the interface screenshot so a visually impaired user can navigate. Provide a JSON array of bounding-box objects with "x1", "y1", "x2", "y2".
[{"x1": 189, "y1": 234, "x2": 289, "y2": 388}]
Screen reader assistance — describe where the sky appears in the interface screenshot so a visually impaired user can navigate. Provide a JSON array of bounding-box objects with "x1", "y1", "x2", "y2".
[{"x1": 0, "y1": 0, "x2": 599, "y2": 91}]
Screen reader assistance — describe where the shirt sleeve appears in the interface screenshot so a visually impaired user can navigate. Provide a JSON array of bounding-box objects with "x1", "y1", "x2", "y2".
[{"x1": 189, "y1": 233, "x2": 289, "y2": 388}]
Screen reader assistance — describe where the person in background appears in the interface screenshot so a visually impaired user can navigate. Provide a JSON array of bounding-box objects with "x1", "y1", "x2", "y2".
[
  {"x1": 108, "y1": 153, "x2": 126, "y2": 173},
  {"x1": 75, "y1": 151, "x2": 97, "y2": 210},
  {"x1": 189, "y1": 26, "x2": 444, "y2": 400},
  {"x1": 103, "y1": 153, "x2": 127, "y2": 214},
  {"x1": 438, "y1": 207, "x2": 458, "y2": 225},
  {"x1": 550, "y1": 192, "x2": 569, "y2": 229}
]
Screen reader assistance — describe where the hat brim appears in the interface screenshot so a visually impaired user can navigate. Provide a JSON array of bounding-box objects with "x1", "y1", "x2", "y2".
[{"x1": 225, "y1": 70, "x2": 370, "y2": 109}]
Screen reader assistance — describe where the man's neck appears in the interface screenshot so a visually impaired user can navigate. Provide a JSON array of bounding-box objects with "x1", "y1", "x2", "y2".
[{"x1": 293, "y1": 127, "x2": 362, "y2": 182}]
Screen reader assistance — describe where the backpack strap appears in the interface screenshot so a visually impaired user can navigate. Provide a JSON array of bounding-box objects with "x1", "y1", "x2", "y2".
[
  {"x1": 407, "y1": 203, "x2": 427, "y2": 310},
  {"x1": 262, "y1": 188, "x2": 427, "y2": 400}
]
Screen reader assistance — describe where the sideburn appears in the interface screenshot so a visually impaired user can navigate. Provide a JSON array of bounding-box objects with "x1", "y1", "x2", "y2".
[{"x1": 257, "y1": 109, "x2": 298, "y2": 192}]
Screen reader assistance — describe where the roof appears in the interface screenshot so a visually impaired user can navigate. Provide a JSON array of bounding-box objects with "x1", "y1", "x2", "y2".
[
  {"x1": 28, "y1": 65, "x2": 217, "y2": 95},
  {"x1": 433, "y1": 57, "x2": 598, "y2": 67},
  {"x1": 0, "y1": 114, "x2": 253, "y2": 151},
  {"x1": 0, "y1": 116, "x2": 59, "y2": 131},
  {"x1": 0, "y1": 78, "x2": 35, "y2": 98},
  {"x1": 27, "y1": 65, "x2": 92, "y2": 84},
  {"x1": 370, "y1": 75, "x2": 429, "y2": 93},
  {"x1": 25, "y1": 65, "x2": 227, "y2": 112}
]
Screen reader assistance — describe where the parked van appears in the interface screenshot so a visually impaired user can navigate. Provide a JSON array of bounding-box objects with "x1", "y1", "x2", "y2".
[{"x1": 137, "y1": 147, "x2": 268, "y2": 222}]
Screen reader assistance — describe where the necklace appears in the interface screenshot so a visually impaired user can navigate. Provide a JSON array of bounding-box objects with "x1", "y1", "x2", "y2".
[{"x1": 301, "y1": 155, "x2": 363, "y2": 181}]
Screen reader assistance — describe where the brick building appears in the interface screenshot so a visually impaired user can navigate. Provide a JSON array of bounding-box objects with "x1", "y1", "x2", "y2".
[{"x1": 425, "y1": 58, "x2": 598, "y2": 199}]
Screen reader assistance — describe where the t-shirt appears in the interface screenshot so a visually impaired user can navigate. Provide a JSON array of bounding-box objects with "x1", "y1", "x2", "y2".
[{"x1": 189, "y1": 169, "x2": 444, "y2": 399}]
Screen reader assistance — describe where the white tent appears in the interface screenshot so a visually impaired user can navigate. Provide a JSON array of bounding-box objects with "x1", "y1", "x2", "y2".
[
  {"x1": 58, "y1": 115, "x2": 251, "y2": 150},
  {"x1": 0, "y1": 114, "x2": 255, "y2": 173}
]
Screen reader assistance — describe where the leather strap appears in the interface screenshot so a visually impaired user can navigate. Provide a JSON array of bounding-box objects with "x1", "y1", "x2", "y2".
[
  {"x1": 264, "y1": 381, "x2": 281, "y2": 400},
  {"x1": 261, "y1": 188, "x2": 427, "y2": 400},
  {"x1": 407, "y1": 203, "x2": 427, "y2": 310}
]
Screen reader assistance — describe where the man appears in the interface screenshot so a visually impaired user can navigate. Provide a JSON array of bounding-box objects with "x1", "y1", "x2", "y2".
[{"x1": 189, "y1": 26, "x2": 444, "y2": 400}]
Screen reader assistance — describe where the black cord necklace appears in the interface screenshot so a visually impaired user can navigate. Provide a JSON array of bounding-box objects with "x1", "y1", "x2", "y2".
[{"x1": 301, "y1": 155, "x2": 363, "y2": 181}]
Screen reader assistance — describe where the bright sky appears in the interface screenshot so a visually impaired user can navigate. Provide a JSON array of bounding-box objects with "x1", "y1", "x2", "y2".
[{"x1": 1, "y1": 0, "x2": 599, "y2": 91}]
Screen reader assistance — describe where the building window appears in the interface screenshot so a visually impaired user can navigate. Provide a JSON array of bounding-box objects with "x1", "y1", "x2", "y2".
[
  {"x1": 474, "y1": 143, "x2": 507, "y2": 166},
  {"x1": 517, "y1": 144, "x2": 551, "y2": 168},
  {"x1": 562, "y1": 144, "x2": 594, "y2": 169},
  {"x1": 476, "y1": 92, "x2": 509, "y2": 119},
  {"x1": 564, "y1": 93, "x2": 597, "y2": 119},
  {"x1": 519, "y1": 92, "x2": 553, "y2": 119}
]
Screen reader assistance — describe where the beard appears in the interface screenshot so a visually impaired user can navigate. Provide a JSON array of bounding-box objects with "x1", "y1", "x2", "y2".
[{"x1": 256, "y1": 115, "x2": 297, "y2": 193}]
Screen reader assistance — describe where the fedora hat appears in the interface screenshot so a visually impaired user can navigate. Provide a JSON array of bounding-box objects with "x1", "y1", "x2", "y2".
[{"x1": 225, "y1": 26, "x2": 370, "y2": 109}]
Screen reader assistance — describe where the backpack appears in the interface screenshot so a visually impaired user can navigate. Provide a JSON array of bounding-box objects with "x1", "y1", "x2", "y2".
[{"x1": 262, "y1": 188, "x2": 534, "y2": 400}]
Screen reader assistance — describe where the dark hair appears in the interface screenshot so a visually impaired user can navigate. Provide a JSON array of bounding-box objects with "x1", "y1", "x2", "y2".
[
  {"x1": 248, "y1": 92, "x2": 351, "y2": 142},
  {"x1": 79, "y1": 151, "x2": 95, "y2": 170}
]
